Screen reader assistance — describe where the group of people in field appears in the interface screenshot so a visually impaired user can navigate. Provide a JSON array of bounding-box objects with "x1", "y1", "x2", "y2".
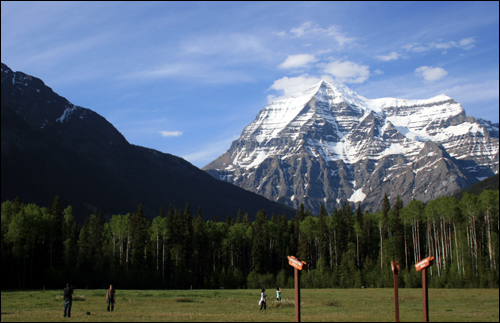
[
  {"x1": 62, "y1": 283, "x2": 115, "y2": 318},
  {"x1": 63, "y1": 283, "x2": 279, "y2": 317},
  {"x1": 259, "y1": 287, "x2": 281, "y2": 310}
]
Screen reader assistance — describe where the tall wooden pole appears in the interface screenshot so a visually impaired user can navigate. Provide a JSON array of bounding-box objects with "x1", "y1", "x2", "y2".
[
  {"x1": 415, "y1": 256, "x2": 433, "y2": 323},
  {"x1": 294, "y1": 267, "x2": 300, "y2": 322},
  {"x1": 393, "y1": 269, "x2": 399, "y2": 322},
  {"x1": 288, "y1": 256, "x2": 305, "y2": 323},
  {"x1": 422, "y1": 267, "x2": 429, "y2": 322}
]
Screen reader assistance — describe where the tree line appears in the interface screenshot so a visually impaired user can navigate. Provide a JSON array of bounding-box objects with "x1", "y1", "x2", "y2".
[{"x1": 1, "y1": 189, "x2": 498, "y2": 290}]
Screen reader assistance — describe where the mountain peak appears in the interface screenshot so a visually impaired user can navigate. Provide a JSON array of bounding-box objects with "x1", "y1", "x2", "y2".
[{"x1": 205, "y1": 79, "x2": 498, "y2": 214}]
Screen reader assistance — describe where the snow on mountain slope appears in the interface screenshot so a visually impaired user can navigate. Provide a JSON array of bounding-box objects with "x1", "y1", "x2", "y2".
[{"x1": 204, "y1": 80, "x2": 498, "y2": 214}]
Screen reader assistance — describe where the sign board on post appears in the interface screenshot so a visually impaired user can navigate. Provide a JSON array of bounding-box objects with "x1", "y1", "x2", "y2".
[
  {"x1": 288, "y1": 256, "x2": 307, "y2": 271},
  {"x1": 415, "y1": 257, "x2": 434, "y2": 271},
  {"x1": 391, "y1": 260, "x2": 400, "y2": 275},
  {"x1": 288, "y1": 256, "x2": 307, "y2": 322},
  {"x1": 415, "y1": 256, "x2": 434, "y2": 322}
]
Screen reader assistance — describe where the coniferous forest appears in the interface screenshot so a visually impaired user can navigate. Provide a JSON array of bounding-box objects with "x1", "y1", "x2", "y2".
[{"x1": 2, "y1": 189, "x2": 498, "y2": 290}]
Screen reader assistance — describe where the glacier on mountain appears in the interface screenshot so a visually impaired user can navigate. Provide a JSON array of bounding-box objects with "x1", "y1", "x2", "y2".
[{"x1": 204, "y1": 80, "x2": 499, "y2": 213}]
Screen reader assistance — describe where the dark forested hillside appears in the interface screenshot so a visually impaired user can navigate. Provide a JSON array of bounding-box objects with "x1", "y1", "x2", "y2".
[
  {"x1": 1, "y1": 62, "x2": 295, "y2": 223},
  {"x1": 454, "y1": 174, "x2": 499, "y2": 200}
]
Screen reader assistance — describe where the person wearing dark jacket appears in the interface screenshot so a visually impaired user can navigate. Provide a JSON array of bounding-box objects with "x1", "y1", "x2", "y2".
[
  {"x1": 106, "y1": 285, "x2": 115, "y2": 312},
  {"x1": 63, "y1": 283, "x2": 73, "y2": 318}
]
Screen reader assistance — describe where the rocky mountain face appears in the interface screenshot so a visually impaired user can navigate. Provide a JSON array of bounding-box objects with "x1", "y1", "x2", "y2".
[
  {"x1": 1, "y1": 63, "x2": 296, "y2": 223},
  {"x1": 204, "y1": 80, "x2": 499, "y2": 213}
]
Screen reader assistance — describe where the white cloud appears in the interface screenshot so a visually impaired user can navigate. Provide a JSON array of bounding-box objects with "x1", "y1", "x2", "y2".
[
  {"x1": 159, "y1": 130, "x2": 183, "y2": 137},
  {"x1": 415, "y1": 66, "x2": 448, "y2": 82},
  {"x1": 323, "y1": 60, "x2": 370, "y2": 84},
  {"x1": 458, "y1": 37, "x2": 476, "y2": 50},
  {"x1": 377, "y1": 51, "x2": 400, "y2": 61},
  {"x1": 268, "y1": 59, "x2": 370, "y2": 103},
  {"x1": 290, "y1": 22, "x2": 313, "y2": 37},
  {"x1": 267, "y1": 75, "x2": 333, "y2": 102},
  {"x1": 279, "y1": 54, "x2": 317, "y2": 69}
]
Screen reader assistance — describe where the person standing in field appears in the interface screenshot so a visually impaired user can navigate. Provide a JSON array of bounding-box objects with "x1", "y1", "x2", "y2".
[
  {"x1": 276, "y1": 287, "x2": 281, "y2": 301},
  {"x1": 106, "y1": 284, "x2": 115, "y2": 312},
  {"x1": 63, "y1": 283, "x2": 73, "y2": 318},
  {"x1": 259, "y1": 288, "x2": 267, "y2": 310}
]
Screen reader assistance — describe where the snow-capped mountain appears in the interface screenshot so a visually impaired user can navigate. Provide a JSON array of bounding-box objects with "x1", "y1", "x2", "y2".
[{"x1": 204, "y1": 80, "x2": 499, "y2": 213}]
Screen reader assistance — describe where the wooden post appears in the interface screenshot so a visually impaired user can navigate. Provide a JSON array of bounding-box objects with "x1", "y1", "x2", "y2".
[
  {"x1": 415, "y1": 256, "x2": 433, "y2": 323},
  {"x1": 392, "y1": 261, "x2": 399, "y2": 322},
  {"x1": 288, "y1": 256, "x2": 306, "y2": 323},
  {"x1": 422, "y1": 267, "x2": 429, "y2": 322},
  {"x1": 295, "y1": 267, "x2": 300, "y2": 322}
]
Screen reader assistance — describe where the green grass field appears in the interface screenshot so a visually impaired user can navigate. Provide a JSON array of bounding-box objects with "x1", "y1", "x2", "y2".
[{"x1": 1, "y1": 288, "x2": 498, "y2": 322}]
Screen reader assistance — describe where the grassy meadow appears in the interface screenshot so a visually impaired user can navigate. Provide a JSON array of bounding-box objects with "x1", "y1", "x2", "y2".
[{"x1": 1, "y1": 288, "x2": 498, "y2": 322}]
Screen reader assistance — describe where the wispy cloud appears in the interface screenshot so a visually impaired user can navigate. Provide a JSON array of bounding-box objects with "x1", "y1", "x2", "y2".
[
  {"x1": 118, "y1": 62, "x2": 254, "y2": 84},
  {"x1": 279, "y1": 54, "x2": 317, "y2": 69},
  {"x1": 289, "y1": 22, "x2": 356, "y2": 48},
  {"x1": 441, "y1": 79, "x2": 499, "y2": 104},
  {"x1": 181, "y1": 137, "x2": 236, "y2": 165},
  {"x1": 159, "y1": 131, "x2": 183, "y2": 138},
  {"x1": 376, "y1": 51, "x2": 401, "y2": 61},
  {"x1": 182, "y1": 33, "x2": 266, "y2": 57},
  {"x1": 323, "y1": 60, "x2": 370, "y2": 84},
  {"x1": 415, "y1": 66, "x2": 448, "y2": 82},
  {"x1": 402, "y1": 37, "x2": 476, "y2": 53}
]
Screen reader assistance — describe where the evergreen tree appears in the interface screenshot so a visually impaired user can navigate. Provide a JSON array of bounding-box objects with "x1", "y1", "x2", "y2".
[
  {"x1": 47, "y1": 195, "x2": 64, "y2": 268},
  {"x1": 182, "y1": 203, "x2": 194, "y2": 284},
  {"x1": 77, "y1": 216, "x2": 92, "y2": 272},
  {"x1": 318, "y1": 205, "x2": 329, "y2": 263},
  {"x1": 391, "y1": 195, "x2": 404, "y2": 267},
  {"x1": 62, "y1": 206, "x2": 78, "y2": 268},
  {"x1": 251, "y1": 210, "x2": 268, "y2": 274},
  {"x1": 192, "y1": 209, "x2": 207, "y2": 287},
  {"x1": 288, "y1": 218, "x2": 299, "y2": 258},
  {"x1": 379, "y1": 193, "x2": 391, "y2": 268},
  {"x1": 130, "y1": 204, "x2": 149, "y2": 270},
  {"x1": 236, "y1": 209, "x2": 243, "y2": 224},
  {"x1": 356, "y1": 204, "x2": 363, "y2": 225}
]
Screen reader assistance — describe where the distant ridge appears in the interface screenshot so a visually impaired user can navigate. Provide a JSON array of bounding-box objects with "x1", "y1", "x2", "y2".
[{"x1": 454, "y1": 174, "x2": 499, "y2": 200}]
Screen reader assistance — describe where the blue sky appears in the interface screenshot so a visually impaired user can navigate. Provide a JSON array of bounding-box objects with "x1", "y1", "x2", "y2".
[{"x1": 2, "y1": 1, "x2": 498, "y2": 168}]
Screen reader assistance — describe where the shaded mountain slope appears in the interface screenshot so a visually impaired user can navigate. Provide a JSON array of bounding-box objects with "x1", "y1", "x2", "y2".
[{"x1": 1, "y1": 63, "x2": 296, "y2": 223}]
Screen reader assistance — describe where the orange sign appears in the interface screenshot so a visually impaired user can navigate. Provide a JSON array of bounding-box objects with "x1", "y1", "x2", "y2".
[
  {"x1": 288, "y1": 256, "x2": 307, "y2": 271},
  {"x1": 391, "y1": 261, "x2": 400, "y2": 274},
  {"x1": 415, "y1": 256, "x2": 435, "y2": 272}
]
